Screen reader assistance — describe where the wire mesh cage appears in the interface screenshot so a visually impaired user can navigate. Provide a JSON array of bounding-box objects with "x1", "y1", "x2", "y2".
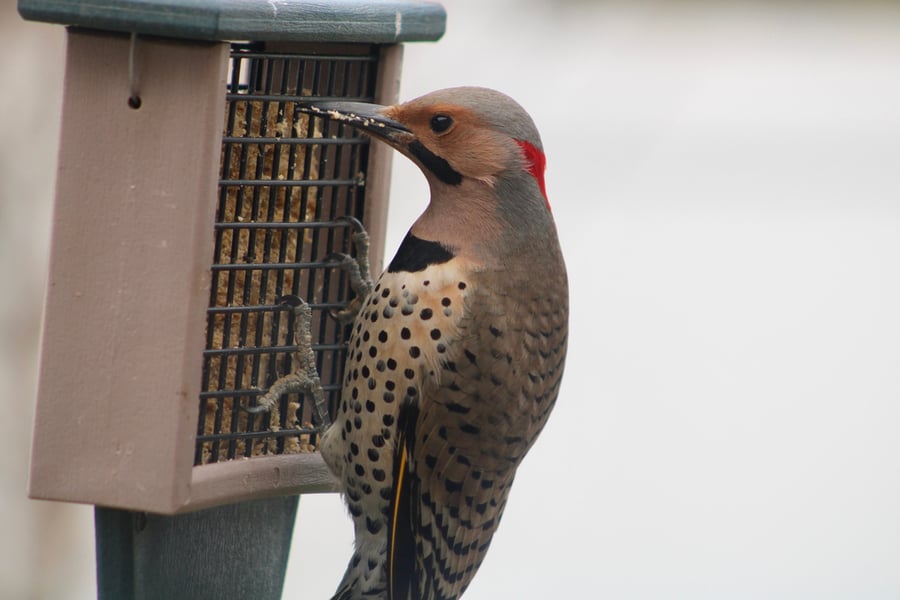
[
  {"x1": 24, "y1": 1, "x2": 445, "y2": 515},
  {"x1": 197, "y1": 44, "x2": 378, "y2": 465}
]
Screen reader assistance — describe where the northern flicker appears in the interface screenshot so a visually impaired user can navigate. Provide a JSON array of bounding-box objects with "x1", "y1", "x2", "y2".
[{"x1": 305, "y1": 87, "x2": 568, "y2": 600}]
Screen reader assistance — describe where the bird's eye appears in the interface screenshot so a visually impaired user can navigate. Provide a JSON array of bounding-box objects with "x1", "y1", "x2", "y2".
[{"x1": 429, "y1": 114, "x2": 453, "y2": 134}]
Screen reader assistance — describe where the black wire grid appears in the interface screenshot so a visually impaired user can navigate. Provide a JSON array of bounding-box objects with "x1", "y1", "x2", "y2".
[{"x1": 195, "y1": 43, "x2": 379, "y2": 465}]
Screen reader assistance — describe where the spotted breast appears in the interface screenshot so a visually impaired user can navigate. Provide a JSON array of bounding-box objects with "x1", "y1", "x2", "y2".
[{"x1": 320, "y1": 233, "x2": 477, "y2": 597}]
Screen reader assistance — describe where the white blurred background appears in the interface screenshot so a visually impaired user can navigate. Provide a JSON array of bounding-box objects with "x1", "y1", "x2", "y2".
[{"x1": 4, "y1": 0, "x2": 900, "y2": 598}]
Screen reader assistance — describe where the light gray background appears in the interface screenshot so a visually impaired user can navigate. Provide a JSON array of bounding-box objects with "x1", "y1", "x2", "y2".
[{"x1": 3, "y1": 0, "x2": 899, "y2": 598}]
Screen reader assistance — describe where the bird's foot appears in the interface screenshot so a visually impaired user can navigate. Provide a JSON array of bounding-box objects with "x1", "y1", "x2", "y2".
[
  {"x1": 326, "y1": 216, "x2": 374, "y2": 324},
  {"x1": 245, "y1": 295, "x2": 331, "y2": 429},
  {"x1": 244, "y1": 217, "x2": 372, "y2": 428}
]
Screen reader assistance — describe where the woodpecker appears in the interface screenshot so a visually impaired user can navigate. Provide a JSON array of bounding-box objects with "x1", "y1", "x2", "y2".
[{"x1": 309, "y1": 87, "x2": 568, "y2": 600}]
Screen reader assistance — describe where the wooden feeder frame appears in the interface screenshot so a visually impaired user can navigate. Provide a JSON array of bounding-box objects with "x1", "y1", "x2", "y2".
[{"x1": 23, "y1": 0, "x2": 445, "y2": 515}]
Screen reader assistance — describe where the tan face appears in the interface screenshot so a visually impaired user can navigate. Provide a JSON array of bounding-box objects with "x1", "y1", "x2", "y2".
[{"x1": 383, "y1": 102, "x2": 518, "y2": 185}]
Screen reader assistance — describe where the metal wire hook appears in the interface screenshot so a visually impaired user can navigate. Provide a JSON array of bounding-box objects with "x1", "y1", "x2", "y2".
[{"x1": 128, "y1": 32, "x2": 141, "y2": 109}]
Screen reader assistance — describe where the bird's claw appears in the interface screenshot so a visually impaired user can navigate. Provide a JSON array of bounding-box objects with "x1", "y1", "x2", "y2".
[
  {"x1": 243, "y1": 217, "x2": 373, "y2": 428},
  {"x1": 324, "y1": 217, "x2": 374, "y2": 323},
  {"x1": 244, "y1": 295, "x2": 330, "y2": 428}
]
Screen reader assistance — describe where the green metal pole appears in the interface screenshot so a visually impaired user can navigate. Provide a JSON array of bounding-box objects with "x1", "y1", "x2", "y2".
[{"x1": 95, "y1": 496, "x2": 299, "y2": 600}]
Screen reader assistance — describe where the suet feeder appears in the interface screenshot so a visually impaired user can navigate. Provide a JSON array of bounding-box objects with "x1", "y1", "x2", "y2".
[{"x1": 23, "y1": 0, "x2": 446, "y2": 515}]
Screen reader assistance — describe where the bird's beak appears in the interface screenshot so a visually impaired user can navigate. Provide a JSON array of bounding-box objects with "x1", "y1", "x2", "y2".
[{"x1": 298, "y1": 101, "x2": 411, "y2": 144}]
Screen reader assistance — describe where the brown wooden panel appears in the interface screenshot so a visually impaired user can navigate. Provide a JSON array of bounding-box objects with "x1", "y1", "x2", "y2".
[{"x1": 29, "y1": 30, "x2": 228, "y2": 513}]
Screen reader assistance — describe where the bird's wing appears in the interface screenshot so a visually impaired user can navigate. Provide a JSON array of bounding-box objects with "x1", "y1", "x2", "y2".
[
  {"x1": 387, "y1": 322, "x2": 515, "y2": 599},
  {"x1": 388, "y1": 274, "x2": 568, "y2": 600},
  {"x1": 388, "y1": 398, "x2": 419, "y2": 600}
]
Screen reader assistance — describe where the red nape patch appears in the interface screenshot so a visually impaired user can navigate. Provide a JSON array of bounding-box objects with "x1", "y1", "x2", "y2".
[{"x1": 516, "y1": 140, "x2": 550, "y2": 211}]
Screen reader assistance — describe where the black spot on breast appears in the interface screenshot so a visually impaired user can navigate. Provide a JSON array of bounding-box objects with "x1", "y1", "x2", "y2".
[
  {"x1": 366, "y1": 517, "x2": 382, "y2": 534},
  {"x1": 445, "y1": 478, "x2": 463, "y2": 493},
  {"x1": 420, "y1": 308, "x2": 433, "y2": 320},
  {"x1": 388, "y1": 232, "x2": 455, "y2": 273}
]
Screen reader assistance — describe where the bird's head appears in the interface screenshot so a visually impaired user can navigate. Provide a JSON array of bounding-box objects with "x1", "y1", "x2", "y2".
[{"x1": 302, "y1": 87, "x2": 554, "y2": 260}]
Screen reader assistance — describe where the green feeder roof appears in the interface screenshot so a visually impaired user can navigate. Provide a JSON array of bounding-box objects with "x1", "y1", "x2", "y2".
[{"x1": 18, "y1": 0, "x2": 446, "y2": 43}]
